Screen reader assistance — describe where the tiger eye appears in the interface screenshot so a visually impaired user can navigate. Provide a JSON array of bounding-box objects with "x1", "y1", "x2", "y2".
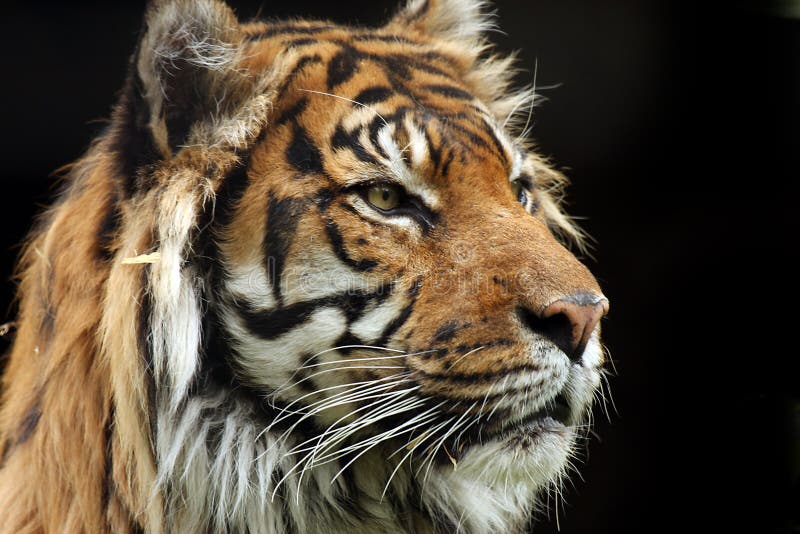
[
  {"x1": 510, "y1": 180, "x2": 527, "y2": 204},
  {"x1": 366, "y1": 184, "x2": 402, "y2": 211}
]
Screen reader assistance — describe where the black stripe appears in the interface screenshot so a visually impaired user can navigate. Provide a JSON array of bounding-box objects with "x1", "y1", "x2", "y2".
[
  {"x1": 111, "y1": 41, "x2": 161, "y2": 196},
  {"x1": 240, "y1": 297, "x2": 324, "y2": 340},
  {"x1": 276, "y1": 97, "x2": 309, "y2": 126},
  {"x1": 263, "y1": 196, "x2": 309, "y2": 302},
  {"x1": 97, "y1": 190, "x2": 123, "y2": 262},
  {"x1": 478, "y1": 116, "x2": 511, "y2": 168},
  {"x1": 423, "y1": 84, "x2": 475, "y2": 101},
  {"x1": 40, "y1": 290, "x2": 55, "y2": 341},
  {"x1": 440, "y1": 118, "x2": 495, "y2": 154},
  {"x1": 102, "y1": 401, "x2": 115, "y2": 512},
  {"x1": 238, "y1": 289, "x2": 383, "y2": 340},
  {"x1": 332, "y1": 331, "x2": 366, "y2": 356},
  {"x1": 516, "y1": 171, "x2": 534, "y2": 189},
  {"x1": 314, "y1": 188, "x2": 335, "y2": 212},
  {"x1": 195, "y1": 160, "x2": 252, "y2": 389},
  {"x1": 331, "y1": 124, "x2": 380, "y2": 166},
  {"x1": 412, "y1": 360, "x2": 542, "y2": 385},
  {"x1": 274, "y1": 464, "x2": 299, "y2": 533},
  {"x1": 353, "y1": 86, "x2": 394, "y2": 106},
  {"x1": 440, "y1": 150, "x2": 455, "y2": 178},
  {"x1": 421, "y1": 121, "x2": 441, "y2": 171},
  {"x1": 327, "y1": 46, "x2": 362, "y2": 89},
  {"x1": 375, "y1": 280, "x2": 422, "y2": 346},
  {"x1": 324, "y1": 220, "x2": 378, "y2": 271},
  {"x1": 246, "y1": 23, "x2": 338, "y2": 40},
  {"x1": 276, "y1": 54, "x2": 323, "y2": 99},
  {"x1": 284, "y1": 37, "x2": 318, "y2": 48},
  {"x1": 368, "y1": 115, "x2": 390, "y2": 160},
  {"x1": 386, "y1": 54, "x2": 453, "y2": 79},
  {"x1": 351, "y1": 34, "x2": 417, "y2": 44},
  {"x1": 376, "y1": 303, "x2": 414, "y2": 347},
  {"x1": 16, "y1": 398, "x2": 41, "y2": 446},
  {"x1": 432, "y1": 320, "x2": 460, "y2": 343},
  {"x1": 366, "y1": 107, "x2": 409, "y2": 160},
  {"x1": 376, "y1": 54, "x2": 412, "y2": 81},
  {"x1": 286, "y1": 124, "x2": 324, "y2": 175}
]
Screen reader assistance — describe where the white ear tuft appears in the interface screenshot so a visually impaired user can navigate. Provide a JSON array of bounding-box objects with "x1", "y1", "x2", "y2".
[{"x1": 386, "y1": 0, "x2": 495, "y2": 45}]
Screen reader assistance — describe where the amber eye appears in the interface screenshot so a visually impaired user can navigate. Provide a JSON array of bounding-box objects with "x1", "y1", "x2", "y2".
[
  {"x1": 366, "y1": 184, "x2": 403, "y2": 211},
  {"x1": 510, "y1": 180, "x2": 528, "y2": 205}
]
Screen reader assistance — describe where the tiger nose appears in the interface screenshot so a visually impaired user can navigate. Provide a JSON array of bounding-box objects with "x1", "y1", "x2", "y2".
[{"x1": 524, "y1": 292, "x2": 609, "y2": 362}]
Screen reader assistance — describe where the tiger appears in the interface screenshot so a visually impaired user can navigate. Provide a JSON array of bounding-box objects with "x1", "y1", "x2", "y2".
[{"x1": 0, "y1": 0, "x2": 609, "y2": 532}]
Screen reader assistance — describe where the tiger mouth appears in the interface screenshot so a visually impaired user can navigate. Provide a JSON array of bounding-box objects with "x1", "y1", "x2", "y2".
[{"x1": 489, "y1": 392, "x2": 573, "y2": 439}]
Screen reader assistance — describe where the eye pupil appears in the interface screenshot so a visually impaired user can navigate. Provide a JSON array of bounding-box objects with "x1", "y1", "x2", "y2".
[{"x1": 366, "y1": 184, "x2": 402, "y2": 211}]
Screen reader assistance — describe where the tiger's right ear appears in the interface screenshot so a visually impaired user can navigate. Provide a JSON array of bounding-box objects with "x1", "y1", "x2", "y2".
[
  {"x1": 385, "y1": 0, "x2": 494, "y2": 45},
  {"x1": 114, "y1": 0, "x2": 261, "y2": 172}
]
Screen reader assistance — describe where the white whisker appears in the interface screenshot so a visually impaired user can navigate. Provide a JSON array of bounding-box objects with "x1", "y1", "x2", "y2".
[{"x1": 300, "y1": 88, "x2": 389, "y2": 126}]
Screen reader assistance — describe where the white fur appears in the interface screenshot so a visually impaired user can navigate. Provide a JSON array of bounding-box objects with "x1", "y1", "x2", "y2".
[
  {"x1": 222, "y1": 304, "x2": 348, "y2": 395},
  {"x1": 148, "y1": 177, "x2": 214, "y2": 410},
  {"x1": 280, "y1": 247, "x2": 380, "y2": 305},
  {"x1": 377, "y1": 123, "x2": 441, "y2": 209},
  {"x1": 350, "y1": 296, "x2": 409, "y2": 343}
]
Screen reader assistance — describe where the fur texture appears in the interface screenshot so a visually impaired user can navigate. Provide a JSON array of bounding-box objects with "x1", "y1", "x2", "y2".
[{"x1": 0, "y1": 1, "x2": 609, "y2": 532}]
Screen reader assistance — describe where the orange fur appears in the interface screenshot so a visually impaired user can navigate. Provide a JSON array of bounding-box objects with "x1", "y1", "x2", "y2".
[{"x1": 0, "y1": 1, "x2": 607, "y2": 531}]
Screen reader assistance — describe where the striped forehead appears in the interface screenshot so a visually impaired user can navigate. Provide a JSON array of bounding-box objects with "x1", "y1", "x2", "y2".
[{"x1": 249, "y1": 25, "x2": 523, "y2": 187}]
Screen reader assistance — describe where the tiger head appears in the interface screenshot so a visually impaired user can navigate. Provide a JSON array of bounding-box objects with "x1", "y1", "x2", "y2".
[{"x1": 0, "y1": 0, "x2": 609, "y2": 532}]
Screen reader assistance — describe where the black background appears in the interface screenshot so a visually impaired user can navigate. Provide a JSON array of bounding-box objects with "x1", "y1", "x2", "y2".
[{"x1": 1, "y1": 1, "x2": 797, "y2": 532}]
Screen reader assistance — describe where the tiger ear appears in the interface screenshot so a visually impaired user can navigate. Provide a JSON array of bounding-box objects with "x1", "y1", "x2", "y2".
[
  {"x1": 385, "y1": 0, "x2": 494, "y2": 44},
  {"x1": 124, "y1": 0, "x2": 249, "y2": 159}
]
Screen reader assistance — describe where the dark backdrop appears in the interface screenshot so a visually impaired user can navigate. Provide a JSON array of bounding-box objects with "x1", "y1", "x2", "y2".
[{"x1": 1, "y1": 1, "x2": 797, "y2": 533}]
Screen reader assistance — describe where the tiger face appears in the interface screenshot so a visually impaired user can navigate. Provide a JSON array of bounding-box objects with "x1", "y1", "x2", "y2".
[
  {"x1": 211, "y1": 0, "x2": 607, "y2": 514},
  {"x1": 221, "y1": 21, "x2": 608, "y2": 471},
  {"x1": 0, "y1": 0, "x2": 609, "y2": 532}
]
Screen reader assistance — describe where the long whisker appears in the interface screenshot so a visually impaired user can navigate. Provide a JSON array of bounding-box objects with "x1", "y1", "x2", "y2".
[
  {"x1": 295, "y1": 349, "x2": 437, "y2": 372},
  {"x1": 272, "y1": 365, "x2": 407, "y2": 397},
  {"x1": 419, "y1": 404, "x2": 476, "y2": 489},
  {"x1": 300, "y1": 88, "x2": 389, "y2": 126},
  {"x1": 262, "y1": 372, "x2": 411, "y2": 435},
  {"x1": 316, "y1": 406, "x2": 437, "y2": 466},
  {"x1": 310, "y1": 393, "x2": 426, "y2": 458},
  {"x1": 327, "y1": 405, "x2": 434, "y2": 485},
  {"x1": 381, "y1": 414, "x2": 454, "y2": 499},
  {"x1": 445, "y1": 345, "x2": 485, "y2": 371},
  {"x1": 285, "y1": 387, "x2": 421, "y2": 457},
  {"x1": 274, "y1": 348, "x2": 435, "y2": 397},
  {"x1": 273, "y1": 390, "x2": 427, "y2": 498},
  {"x1": 296, "y1": 395, "x2": 428, "y2": 489},
  {"x1": 267, "y1": 378, "x2": 413, "y2": 447},
  {"x1": 516, "y1": 58, "x2": 538, "y2": 144}
]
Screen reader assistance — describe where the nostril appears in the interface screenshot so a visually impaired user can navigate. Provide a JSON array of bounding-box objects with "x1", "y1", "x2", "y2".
[
  {"x1": 520, "y1": 307, "x2": 579, "y2": 360},
  {"x1": 520, "y1": 293, "x2": 608, "y2": 362}
]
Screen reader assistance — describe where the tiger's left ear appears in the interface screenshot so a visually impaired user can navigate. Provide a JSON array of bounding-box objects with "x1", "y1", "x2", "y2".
[
  {"x1": 116, "y1": 0, "x2": 268, "y2": 169},
  {"x1": 385, "y1": 0, "x2": 494, "y2": 45}
]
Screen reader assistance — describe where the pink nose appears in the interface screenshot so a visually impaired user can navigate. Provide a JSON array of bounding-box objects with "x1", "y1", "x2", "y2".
[{"x1": 525, "y1": 292, "x2": 609, "y2": 361}]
